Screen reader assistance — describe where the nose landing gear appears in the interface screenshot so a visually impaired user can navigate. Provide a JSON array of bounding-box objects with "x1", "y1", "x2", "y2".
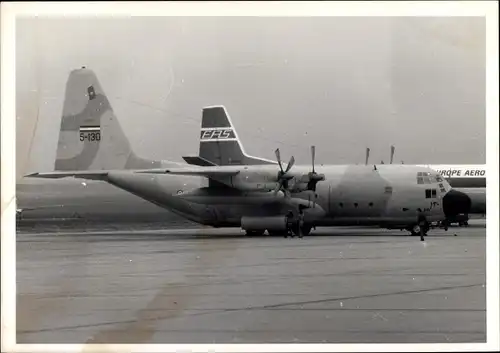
[{"x1": 407, "y1": 216, "x2": 430, "y2": 241}]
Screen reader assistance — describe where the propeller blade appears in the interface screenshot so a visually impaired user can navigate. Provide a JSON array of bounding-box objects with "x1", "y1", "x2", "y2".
[
  {"x1": 311, "y1": 145, "x2": 316, "y2": 173},
  {"x1": 285, "y1": 156, "x2": 295, "y2": 173},
  {"x1": 275, "y1": 148, "x2": 283, "y2": 172},
  {"x1": 390, "y1": 145, "x2": 395, "y2": 164},
  {"x1": 273, "y1": 180, "x2": 283, "y2": 195},
  {"x1": 365, "y1": 147, "x2": 370, "y2": 165}
]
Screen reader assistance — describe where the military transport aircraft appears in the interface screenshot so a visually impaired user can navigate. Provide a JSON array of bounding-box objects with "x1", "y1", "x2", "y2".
[{"x1": 26, "y1": 67, "x2": 472, "y2": 239}]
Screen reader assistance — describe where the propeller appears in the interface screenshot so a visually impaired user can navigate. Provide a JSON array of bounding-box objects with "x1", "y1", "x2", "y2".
[
  {"x1": 390, "y1": 145, "x2": 395, "y2": 164},
  {"x1": 273, "y1": 148, "x2": 295, "y2": 197},
  {"x1": 272, "y1": 146, "x2": 325, "y2": 206},
  {"x1": 365, "y1": 147, "x2": 370, "y2": 165},
  {"x1": 306, "y1": 145, "x2": 325, "y2": 208}
]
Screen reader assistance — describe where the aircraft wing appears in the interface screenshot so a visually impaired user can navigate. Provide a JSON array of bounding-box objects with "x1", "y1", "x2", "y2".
[
  {"x1": 25, "y1": 171, "x2": 110, "y2": 180},
  {"x1": 26, "y1": 166, "x2": 240, "y2": 180},
  {"x1": 135, "y1": 166, "x2": 240, "y2": 178}
]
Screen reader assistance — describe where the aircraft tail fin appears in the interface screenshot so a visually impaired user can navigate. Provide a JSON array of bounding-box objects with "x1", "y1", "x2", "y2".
[
  {"x1": 198, "y1": 106, "x2": 276, "y2": 166},
  {"x1": 54, "y1": 67, "x2": 163, "y2": 171}
]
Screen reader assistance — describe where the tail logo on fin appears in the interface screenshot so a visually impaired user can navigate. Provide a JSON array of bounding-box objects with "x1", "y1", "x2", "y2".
[{"x1": 200, "y1": 128, "x2": 237, "y2": 142}]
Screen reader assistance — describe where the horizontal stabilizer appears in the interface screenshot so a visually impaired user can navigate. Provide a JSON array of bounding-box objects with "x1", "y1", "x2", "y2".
[{"x1": 182, "y1": 156, "x2": 217, "y2": 167}]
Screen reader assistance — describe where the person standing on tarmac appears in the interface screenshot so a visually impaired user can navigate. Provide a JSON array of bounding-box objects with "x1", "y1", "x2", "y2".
[
  {"x1": 285, "y1": 211, "x2": 295, "y2": 238},
  {"x1": 298, "y1": 208, "x2": 305, "y2": 238}
]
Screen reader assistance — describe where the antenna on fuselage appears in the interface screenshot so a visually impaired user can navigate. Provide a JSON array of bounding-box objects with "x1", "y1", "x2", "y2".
[{"x1": 390, "y1": 145, "x2": 395, "y2": 164}]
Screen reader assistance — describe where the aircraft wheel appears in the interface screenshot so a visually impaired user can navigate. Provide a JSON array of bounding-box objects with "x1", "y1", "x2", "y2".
[
  {"x1": 409, "y1": 225, "x2": 420, "y2": 236},
  {"x1": 246, "y1": 229, "x2": 265, "y2": 236}
]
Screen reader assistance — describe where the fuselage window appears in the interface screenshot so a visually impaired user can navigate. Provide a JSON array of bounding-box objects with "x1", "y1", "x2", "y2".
[
  {"x1": 339, "y1": 203, "x2": 344, "y2": 208},
  {"x1": 369, "y1": 202, "x2": 373, "y2": 207},
  {"x1": 354, "y1": 203, "x2": 358, "y2": 208},
  {"x1": 431, "y1": 189, "x2": 437, "y2": 198}
]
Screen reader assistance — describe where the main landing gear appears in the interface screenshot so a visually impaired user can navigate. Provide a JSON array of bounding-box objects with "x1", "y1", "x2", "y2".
[
  {"x1": 267, "y1": 224, "x2": 312, "y2": 238},
  {"x1": 285, "y1": 224, "x2": 312, "y2": 238},
  {"x1": 246, "y1": 227, "x2": 312, "y2": 237},
  {"x1": 245, "y1": 229, "x2": 265, "y2": 236}
]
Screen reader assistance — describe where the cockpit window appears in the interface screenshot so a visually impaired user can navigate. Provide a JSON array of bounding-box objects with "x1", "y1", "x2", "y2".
[
  {"x1": 417, "y1": 172, "x2": 444, "y2": 185},
  {"x1": 417, "y1": 172, "x2": 432, "y2": 184}
]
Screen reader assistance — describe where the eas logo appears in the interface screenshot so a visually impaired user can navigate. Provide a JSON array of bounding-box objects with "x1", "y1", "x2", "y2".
[{"x1": 200, "y1": 129, "x2": 236, "y2": 140}]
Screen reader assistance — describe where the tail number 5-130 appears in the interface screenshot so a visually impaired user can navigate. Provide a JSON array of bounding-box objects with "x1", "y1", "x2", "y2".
[{"x1": 80, "y1": 132, "x2": 101, "y2": 142}]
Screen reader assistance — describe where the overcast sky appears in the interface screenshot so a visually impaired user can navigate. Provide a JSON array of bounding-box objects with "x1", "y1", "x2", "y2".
[{"x1": 16, "y1": 16, "x2": 485, "y2": 177}]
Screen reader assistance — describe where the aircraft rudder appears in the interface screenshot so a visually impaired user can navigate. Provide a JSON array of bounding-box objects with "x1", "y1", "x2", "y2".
[{"x1": 201, "y1": 105, "x2": 233, "y2": 129}]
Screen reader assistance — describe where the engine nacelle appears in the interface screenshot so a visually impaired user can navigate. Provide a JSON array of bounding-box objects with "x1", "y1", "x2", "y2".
[
  {"x1": 231, "y1": 182, "x2": 279, "y2": 192},
  {"x1": 241, "y1": 216, "x2": 288, "y2": 231},
  {"x1": 289, "y1": 181, "x2": 310, "y2": 193}
]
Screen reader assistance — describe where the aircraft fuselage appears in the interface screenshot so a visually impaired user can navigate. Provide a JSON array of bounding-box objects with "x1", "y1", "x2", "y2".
[{"x1": 102, "y1": 164, "x2": 463, "y2": 231}]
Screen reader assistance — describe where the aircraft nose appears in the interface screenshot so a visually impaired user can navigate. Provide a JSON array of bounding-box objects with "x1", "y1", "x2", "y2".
[{"x1": 442, "y1": 189, "x2": 472, "y2": 218}]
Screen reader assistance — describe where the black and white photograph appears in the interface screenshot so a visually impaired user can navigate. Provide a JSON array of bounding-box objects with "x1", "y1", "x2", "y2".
[{"x1": 1, "y1": 1, "x2": 498, "y2": 352}]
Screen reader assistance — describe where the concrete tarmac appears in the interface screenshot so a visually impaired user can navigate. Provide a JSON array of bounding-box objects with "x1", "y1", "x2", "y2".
[{"x1": 16, "y1": 222, "x2": 486, "y2": 344}]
